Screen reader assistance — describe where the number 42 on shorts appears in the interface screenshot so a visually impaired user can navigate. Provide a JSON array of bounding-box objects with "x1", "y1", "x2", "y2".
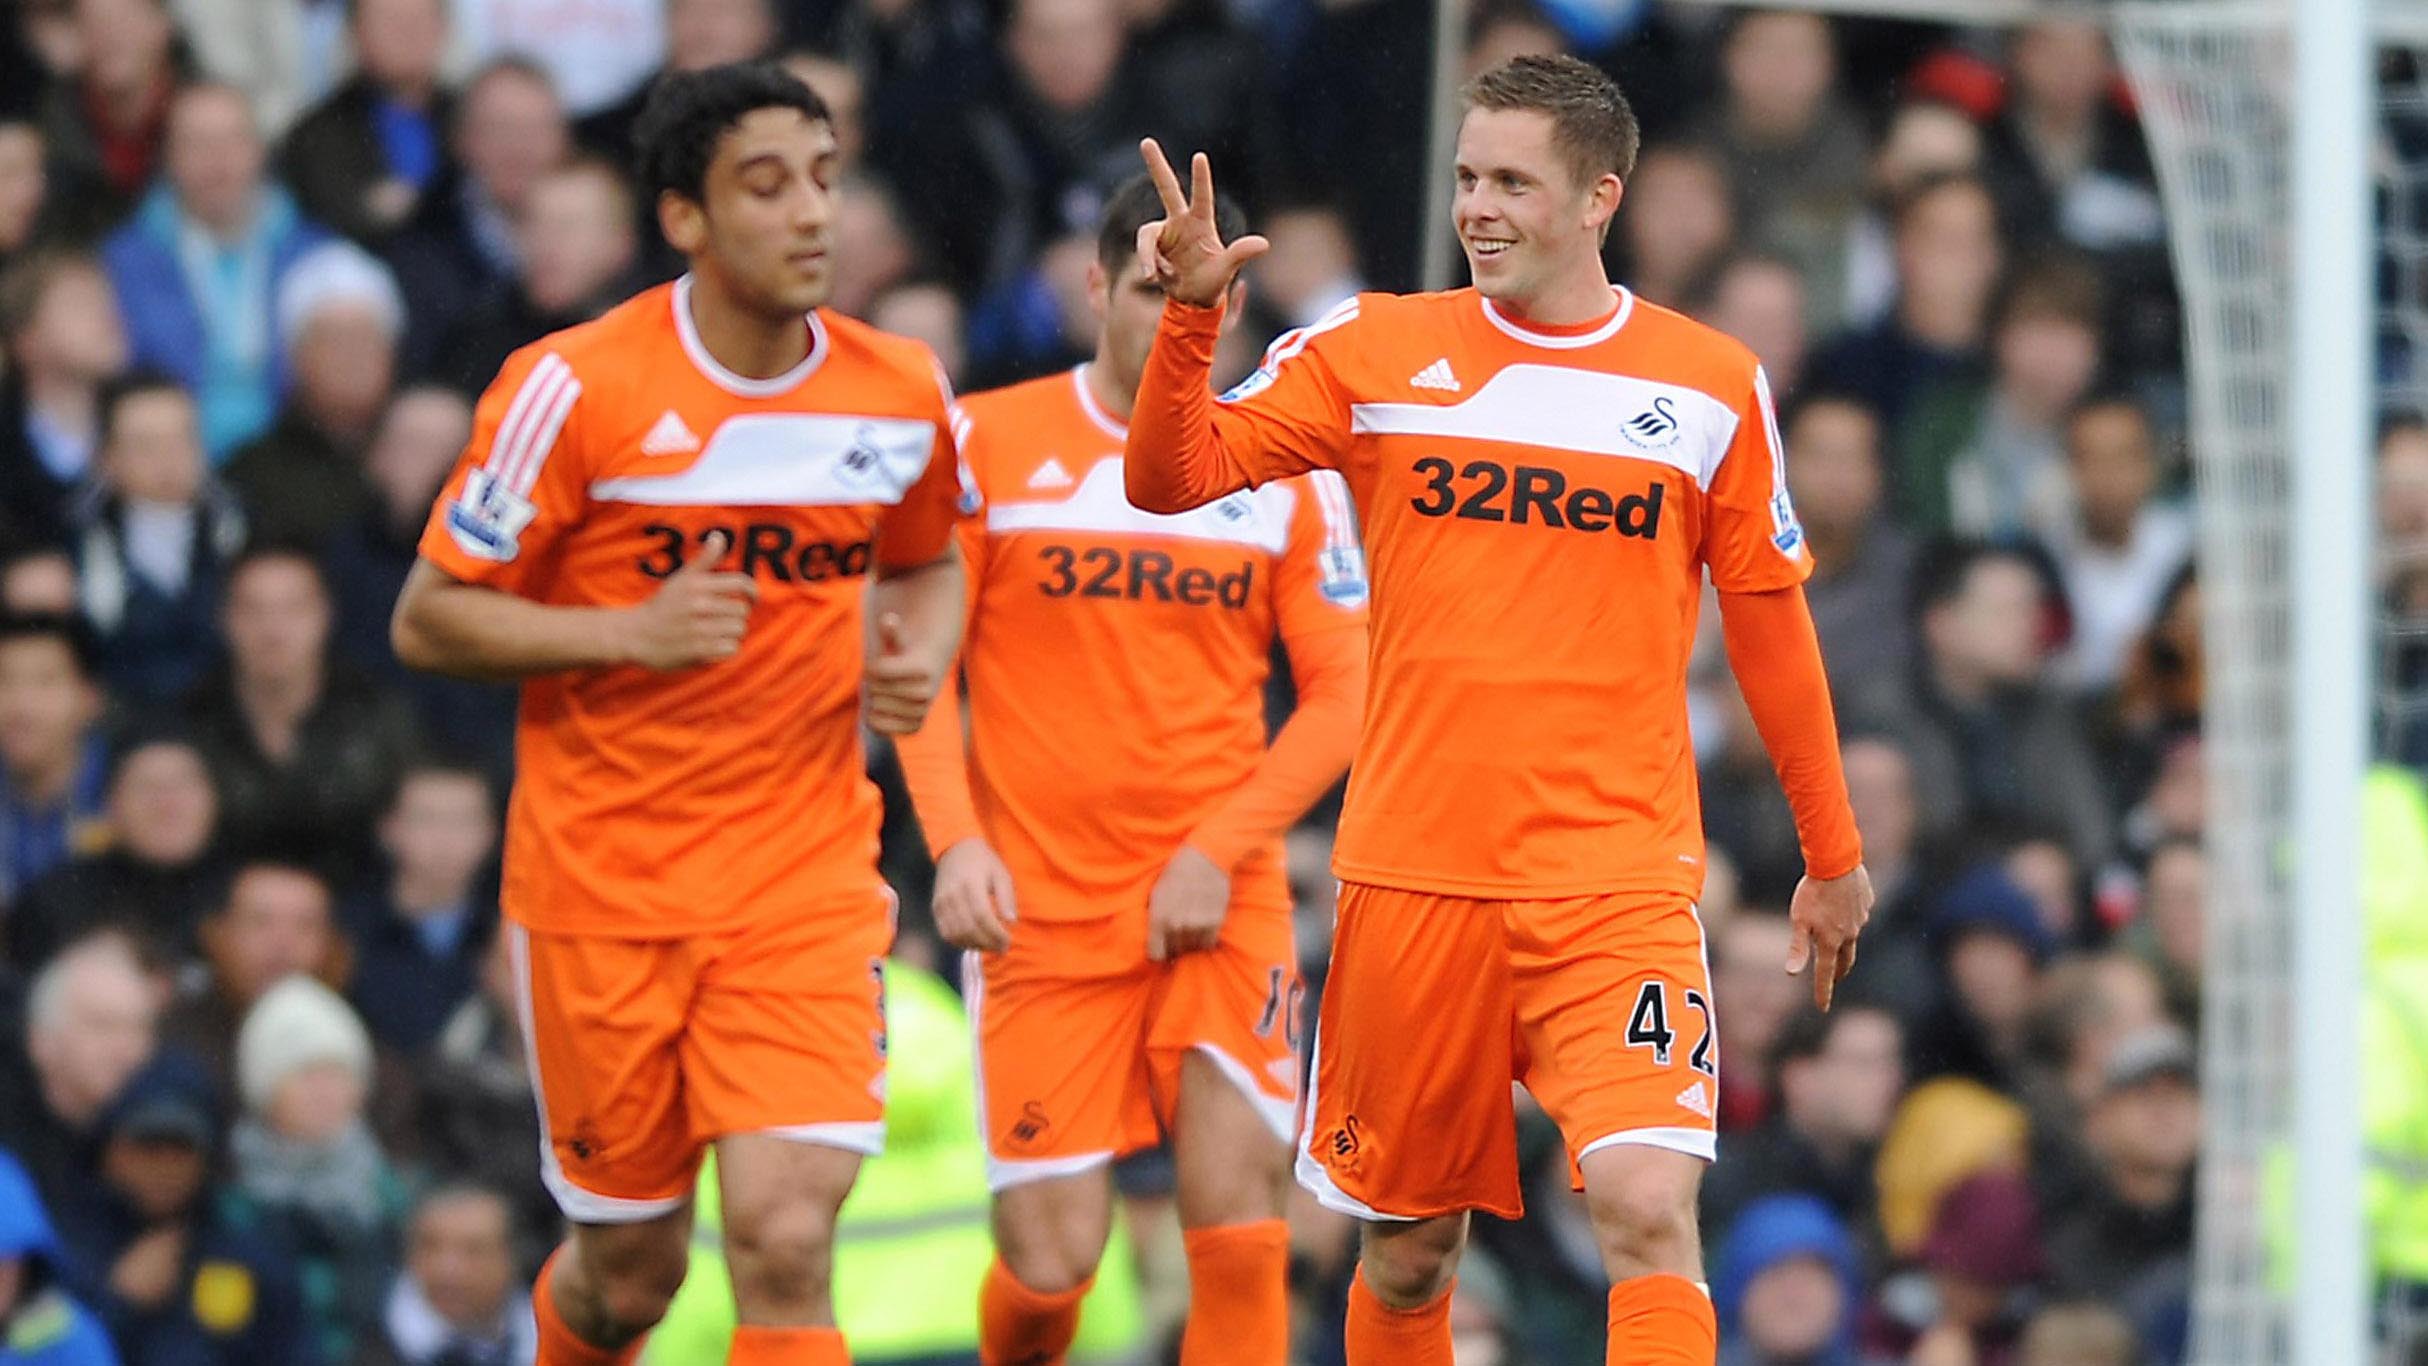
[{"x1": 1624, "y1": 981, "x2": 1717, "y2": 1077}]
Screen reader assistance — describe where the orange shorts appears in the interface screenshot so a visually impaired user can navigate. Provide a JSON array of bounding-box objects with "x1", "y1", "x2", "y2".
[
  {"x1": 507, "y1": 895, "x2": 893, "y2": 1224},
  {"x1": 965, "y1": 902, "x2": 1300, "y2": 1191},
  {"x1": 1297, "y1": 881, "x2": 1716, "y2": 1222}
]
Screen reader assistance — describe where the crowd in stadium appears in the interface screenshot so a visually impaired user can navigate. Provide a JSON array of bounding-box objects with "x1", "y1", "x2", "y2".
[{"x1": 0, "y1": 0, "x2": 2409, "y2": 1362}]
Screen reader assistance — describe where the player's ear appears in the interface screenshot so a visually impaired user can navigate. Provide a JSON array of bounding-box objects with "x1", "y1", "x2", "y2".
[
  {"x1": 1087, "y1": 257, "x2": 1109, "y2": 322},
  {"x1": 659, "y1": 191, "x2": 707, "y2": 258},
  {"x1": 1216, "y1": 279, "x2": 1248, "y2": 335},
  {"x1": 1585, "y1": 171, "x2": 1624, "y2": 235}
]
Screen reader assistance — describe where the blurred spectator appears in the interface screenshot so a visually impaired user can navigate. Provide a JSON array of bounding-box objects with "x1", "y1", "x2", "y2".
[
  {"x1": 966, "y1": 225, "x2": 1095, "y2": 385},
  {"x1": 0, "y1": 118, "x2": 49, "y2": 260},
  {"x1": 225, "y1": 244, "x2": 404, "y2": 548},
  {"x1": 1694, "y1": 12, "x2": 1866, "y2": 298},
  {"x1": 7, "y1": 734, "x2": 220, "y2": 970},
  {"x1": 2119, "y1": 730, "x2": 2203, "y2": 865},
  {"x1": 1463, "y1": 1, "x2": 1563, "y2": 84},
  {"x1": 1701, "y1": 679, "x2": 1804, "y2": 898},
  {"x1": 0, "y1": 253, "x2": 132, "y2": 544},
  {"x1": 1810, "y1": 173, "x2": 2002, "y2": 464},
  {"x1": 344, "y1": 762, "x2": 497, "y2": 1054},
  {"x1": 776, "y1": 50, "x2": 867, "y2": 174},
  {"x1": 432, "y1": 158, "x2": 637, "y2": 395},
  {"x1": 1711, "y1": 1195, "x2": 1864, "y2": 1366},
  {"x1": 2108, "y1": 567, "x2": 2199, "y2": 783},
  {"x1": 2051, "y1": 397, "x2": 2192, "y2": 694},
  {"x1": 404, "y1": 936, "x2": 549, "y2": 1248},
  {"x1": 2018, "y1": 951, "x2": 2168, "y2": 1219},
  {"x1": 355, "y1": 1183, "x2": 534, "y2": 1366},
  {"x1": 0, "y1": 549, "x2": 78, "y2": 617},
  {"x1": 1836, "y1": 733, "x2": 1936, "y2": 1025},
  {"x1": 1711, "y1": 908, "x2": 1799, "y2": 1133},
  {"x1": 0, "y1": 615, "x2": 108, "y2": 908},
  {"x1": 1251, "y1": 204, "x2": 1364, "y2": 333},
  {"x1": 0, "y1": 1146, "x2": 119, "y2": 1366},
  {"x1": 1918, "y1": 865, "x2": 2056, "y2": 1087},
  {"x1": 1937, "y1": 257, "x2": 2106, "y2": 541},
  {"x1": 100, "y1": 82, "x2": 334, "y2": 460},
  {"x1": 2001, "y1": 827, "x2": 2083, "y2": 950},
  {"x1": 282, "y1": 0, "x2": 455, "y2": 244},
  {"x1": 52, "y1": 1050, "x2": 316, "y2": 1366},
  {"x1": 1616, "y1": 144, "x2": 1734, "y2": 309},
  {"x1": 1784, "y1": 391, "x2": 1912, "y2": 728},
  {"x1": 450, "y1": 0, "x2": 665, "y2": 119},
  {"x1": 1841, "y1": 100, "x2": 1983, "y2": 331},
  {"x1": 824, "y1": 172, "x2": 917, "y2": 323},
  {"x1": 4, "y1": 934, "x2": 158, "y2": 1210},
  {"x1": 72, "y1": 374, "x2": 247, "y2": 705},
  {"x1": 1702, "y1": 1004, "x2": 1905, "y2": 1254},
  {"x1": 1904, "y1": 542, "x2": 2113, "y2": 871},
  {"x1": 1868, "y1": 1170, "x2": 2047, "y2": 1366},
  {"x1": 185, "y1": 547, "x2": 419, "y2": 881},
  {"x1": 2044, "y1": 1024, "x2": 2196, "y2": 1357},
  {"x1": 1694, "y1": 252, "x2": 1808, "y2": 400},
  {"x1": 231, "y1": 976, "x2": 407, "y2": 1362},
  {"x1": 867, "y1": 282, "x2": 967, "y2": 389},
  {"x1": 166, "y1": 0, "x2": 334, "y2": 143},
  {"x1": 385, "y1": 59, "x2": 568, "y2": 379},
  {"x1": 2017, "y1": 1302, "x2": 2138, "y2": 1366},
  {"x1": 37, "y1": 0, "x2": 188, "y2": 236},
  {"x1": 578, "y1": 0, "x2": 778, "y2": 161},
  {"x1": 1984, "y1": 24, "x2": 2161, "y2": 258},
  {"x1": 877, "y1": 0, "x2": 1139, "y2": 297},
  {"x1": 1445, "y1": 1246, "x2": 1516, "y2": 1366},
  {"x1": 159, "y1": 857, "x2": 345, "y2": 1083},
  {"x1": 2126, "y1": 836, "x2": 2203, "y2": 1025}
]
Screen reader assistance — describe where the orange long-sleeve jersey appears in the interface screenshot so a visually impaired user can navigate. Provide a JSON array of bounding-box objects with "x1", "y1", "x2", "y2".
[
  {"x1": 1126, "y1": 290, "x2": 1860, "y2": 900},
  {"x1": 895, "y1": 365, "x2": 1368, "y2": 924}
]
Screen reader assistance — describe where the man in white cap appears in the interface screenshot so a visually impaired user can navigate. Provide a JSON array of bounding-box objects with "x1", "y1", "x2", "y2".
[{"x1": 225, "y1": 239, "x2": 408, "y2": 546}]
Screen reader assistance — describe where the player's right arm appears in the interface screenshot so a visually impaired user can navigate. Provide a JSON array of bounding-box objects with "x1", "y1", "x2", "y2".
[
  {"x1": 1125, "y1": 141, "x2": 1354, "y2": 513},
  {"x1": 390, "y1": 346, "x2": 758, "y2": 681}
]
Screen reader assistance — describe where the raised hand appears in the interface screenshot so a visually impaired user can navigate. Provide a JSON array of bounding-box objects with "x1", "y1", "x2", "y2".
[
  {"x1": 1786, "y1": 863, "x2": 1874, "y2": 1011},
  {"x1": 1136, "y1": 138, "x2": 1270, "y2": 309},
  {"x1": 619, "y1": 529, "x2": 756, "y2": 670}
]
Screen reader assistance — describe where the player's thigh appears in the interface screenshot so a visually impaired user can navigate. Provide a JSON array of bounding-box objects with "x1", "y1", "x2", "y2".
[
  {"x1": 1509, "y1": 893, "x2": 1719, "y2": 1171},
  {"x1": 683, "y1": 901, "x2": 894, "y2": 1153},
  {"x1": 565, "y1": 1204, "x2": 696, "y2": 1326},
  {"x1": 991, "y1": 1166, "x2": 1119, "y2": 1293},
  {"x1": 1576, "y1": 1141, "x2": 1706, "y2": 1282},
  {"x1": 970, "y1": 920, "x2": 1159, "y2": 1190},
  {"x1": 510, "y1": 923, "x2": 701, "y2": 1217},
  {"x1": 713, "y1": 1130, "x2": 863, "y2": 1263},
  {"x1": 1150, "y1": 905, "x2": 1298, "y2": 1225},
  {"x1": 1299, "y1": 883, "x2": 1523, "y2": 1223}
]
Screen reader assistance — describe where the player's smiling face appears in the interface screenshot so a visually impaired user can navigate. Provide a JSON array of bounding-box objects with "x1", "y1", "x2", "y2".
[
  {"x1": 1453, "y1": 107, "x2": 1621, "y2": 308},
  {"x1": 675, "y1": 107, "x2": 841, "y2": 317}
]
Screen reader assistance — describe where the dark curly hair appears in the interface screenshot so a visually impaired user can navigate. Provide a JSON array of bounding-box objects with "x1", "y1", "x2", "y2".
[{"x1": 632, "y1": 61, "x2": 832, "y2": 207}]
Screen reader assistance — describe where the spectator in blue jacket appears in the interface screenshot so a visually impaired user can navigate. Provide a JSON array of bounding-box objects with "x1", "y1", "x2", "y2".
[
  {"x1": 1713, "y1": 1194, "x2": 1867, "y2": 1366},
  {"x1": 99, "y1": 83, "x2": 329, "y2": 463},
  {"x1": 0, "y1": 1147, "x2": 118, "y2": 1366}
]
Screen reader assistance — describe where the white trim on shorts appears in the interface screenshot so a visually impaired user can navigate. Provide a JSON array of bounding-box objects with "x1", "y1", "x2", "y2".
[
  {"x1": 507, "y1": 924, "x2": 690, "y2": 1225},
  {"x1": 754, "y1": 1121, "x2": 886, "y2": 1156},
  {"x1": 1575, "y1": 1126, "x2": 1719, "y2": 1164},
  {"x1": 1189, "y1": 1042, "x2": 1297, "y2": 1146},
  {"x1": 963, "y1": 950, "x2": 1119, "y2": 1193},
  {"x1": 1292, "y1": 1025, "x2": 1415, "y2": 1222}
]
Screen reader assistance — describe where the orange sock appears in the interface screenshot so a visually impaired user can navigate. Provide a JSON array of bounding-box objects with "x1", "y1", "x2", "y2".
[
  {"x1": 1178, "y1": 1219, "x2": 1290, "y2": 1365},
  {"x1": 1606, "y1": 1274, "x2": 1717, "y2": 1365},
  {"x1": 727, "y1": 1324, "x2": 850, "y2": 1363},
  {"x1": 1343, "y1": 1266, "x2": 1453, "y2": 1366},
  {"x1": 533, "y1": 1246, "x2": 643, "y2": 1366},
  {"x1": 978, "y1": 1257, "x2": 1090, "y2": 1366}
]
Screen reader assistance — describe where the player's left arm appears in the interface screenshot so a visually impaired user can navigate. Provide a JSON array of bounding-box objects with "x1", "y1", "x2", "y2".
[
  {"x1": 1706, "y1": 363, "x2": 1871, "y2": 1009},
  {"x1": 865, "y1": 366, "x2": 976, "y2": 736},
  {"x1": 1151, "y1": 477, "x2": 1369, "y2": 960}
]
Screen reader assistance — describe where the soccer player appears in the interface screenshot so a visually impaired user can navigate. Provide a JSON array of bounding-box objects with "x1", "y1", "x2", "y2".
[
  {"x1": 1124, "y1": 56, "x2": 1875, "y2": 1365},
  {"x1": 391, "y1": 65, "x2": 966, "y2": 1366},
  {"x1": 891, "y1": 175, "x2": 1367, "y2": 1366}
]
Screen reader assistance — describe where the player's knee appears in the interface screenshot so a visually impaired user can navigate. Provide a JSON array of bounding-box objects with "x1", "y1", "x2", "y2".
[
  {"x1": 992, "y1": 1184, "x2": 1112, "y2": 1294},
  {"x1": 1358, "y1": 1218, "x2": 1464, "y2": 1307},
  {"x1": 723, "y1": 1197, "x2": 839, "y2": 1302},
  {"x1": 1584, "y1": 1155, "x2": 1700, "y2": 1277},
  {"x1": 588, "y1": 1234, "x2": 691, "y2": 1330}
]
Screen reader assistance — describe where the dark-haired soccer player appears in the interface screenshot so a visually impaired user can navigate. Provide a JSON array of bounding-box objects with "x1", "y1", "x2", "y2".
[
  {"x1": 894, "y1": 175, "x2": 1366, "y2": 1365},
  {"x1": 1125, "y1": 56, "x2": 1874, "y2": 1364},
  {"x1": 392, "y1": 63, "x2": 966, "y2": 1366}
]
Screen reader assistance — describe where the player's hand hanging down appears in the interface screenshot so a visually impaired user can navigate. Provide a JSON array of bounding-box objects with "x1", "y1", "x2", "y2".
[
  {"x1": 619, "y1": 529, "x2": 757, "y2": 669},
  {"x1": 864, "y1": 612, "x2": 946, "y2": 735},
  {"x1": 1147, "y1": 845, "x2": 1230, "y2": 961},
  {"x1": 1787, "y1": 864, "x2": 1874, "y2": 1010},
  {"x1": 933, "y1": 838, "x2": 1018, "y2": 953},
  {"x1": 1136, "y1": 139, "x2": 1270, "y2": 309}
]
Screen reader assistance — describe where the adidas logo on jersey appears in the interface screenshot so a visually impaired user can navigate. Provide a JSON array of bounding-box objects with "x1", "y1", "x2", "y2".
[
  {"x1": 640, "y1": 410, "x2": 701, "y2": 456},
  {"x1": 1676, "y1": 1081, "x2": 1712, "y2": 1118},
  {"x1": 1410, "y1": 358, "x2": 1461, "y2": 392},
  {"x1": 1027, "y1": 457, "x2": 1074, "y2": 490}
]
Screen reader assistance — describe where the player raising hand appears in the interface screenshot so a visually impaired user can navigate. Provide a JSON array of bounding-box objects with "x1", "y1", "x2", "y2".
[{"x1": 1125, "y1": 56, "x2": 1872, "y2": 1366}]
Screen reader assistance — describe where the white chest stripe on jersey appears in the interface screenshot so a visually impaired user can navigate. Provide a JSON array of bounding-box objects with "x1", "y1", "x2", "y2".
[
  {"x1": 986, "y1": 458, "x2": 1294, "y2": 554},
  {"x1": 1348, "y1": 363, "x2": 1737, "y2": 490},
  {"x1": 589, "y1": 413, "x2": 935, "y2": 506}
]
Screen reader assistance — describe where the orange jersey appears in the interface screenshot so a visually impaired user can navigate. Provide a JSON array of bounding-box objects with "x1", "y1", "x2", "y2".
[
  {"x1": 895, "y1": 365, "x2": 1366, "y2": 923},
  {"x1": 1132, "y1": 288, "x2": 1829, "y2": 901},
  {"x1": 418, "y1": 278, "x2": 967, "y2": 938}
]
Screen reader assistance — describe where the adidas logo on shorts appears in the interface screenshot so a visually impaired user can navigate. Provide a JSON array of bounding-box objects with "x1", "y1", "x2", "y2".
[{"x1": 1675, "y1": 1081, "x2": 1712, "y2": 1119}]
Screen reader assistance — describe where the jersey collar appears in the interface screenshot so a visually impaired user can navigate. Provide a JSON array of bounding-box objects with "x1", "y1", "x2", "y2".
[
  {"x1": 672, "y1": 274, "x2": 829, "y2": 397},
  {"x1": 1071, "y1": 364, "x2": 1129, "y2": 440},
  {"x1": 1480, "y1": 286, "x2": 1633, "y2": 350}
]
